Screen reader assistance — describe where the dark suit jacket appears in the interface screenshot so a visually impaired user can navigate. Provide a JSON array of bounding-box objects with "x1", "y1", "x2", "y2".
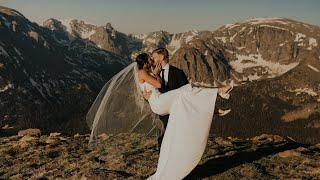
[{"x1": 158, "y1": 65, "x2": 188, "y2": 125}]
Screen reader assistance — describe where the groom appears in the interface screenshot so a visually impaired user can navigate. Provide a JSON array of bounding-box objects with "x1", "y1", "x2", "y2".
[{"x1": 149, "y1": 48, "x2": 189, "y2": 150}]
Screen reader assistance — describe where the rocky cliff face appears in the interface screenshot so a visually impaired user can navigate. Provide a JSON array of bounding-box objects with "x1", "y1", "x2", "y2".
[
  {"x1": 0, "y1": 6, "x2": 128, "y2": 135},
  {"x1": 89, "y1": 23, "x2": 134, "y2": 56}
]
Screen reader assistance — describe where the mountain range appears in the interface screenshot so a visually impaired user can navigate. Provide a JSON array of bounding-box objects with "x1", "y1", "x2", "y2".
[{"x1": 0, "y1": 6, "x2": 319, "y2": 143}]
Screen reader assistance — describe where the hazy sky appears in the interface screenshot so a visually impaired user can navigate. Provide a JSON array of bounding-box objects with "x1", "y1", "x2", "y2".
[{"x1": 0, "y1": 0, "x2": 319, "y2": 34}]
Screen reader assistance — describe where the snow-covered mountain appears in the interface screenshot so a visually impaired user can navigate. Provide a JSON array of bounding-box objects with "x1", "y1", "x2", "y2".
[
  {"x1": 1, "y1": 6, "x2": 319, "y2": 143},
  {"x1": 170, "y1": 17, "x2": 320, "y2": 143},
  {"x1": 172, "y1": 17, "x2": 320, "y2": 83},
  {"x1": 43, "y1": 18, "x2": 142, "y2": 57},
  {"x1": 42, "y1": 18, "x2": 214, "y2": 59},
  {"x1": 0, "y1": 6, "x2": 129, "y2": 135}
]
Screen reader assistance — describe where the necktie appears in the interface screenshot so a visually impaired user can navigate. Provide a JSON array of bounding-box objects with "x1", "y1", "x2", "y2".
[{"x1": 161, "y1": 69, "x2": 166, "y2": 89}]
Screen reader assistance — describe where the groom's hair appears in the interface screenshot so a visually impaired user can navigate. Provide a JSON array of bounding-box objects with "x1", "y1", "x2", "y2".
[{"x1": 152, "y1": 48, "x2": 169, "y2": 61}]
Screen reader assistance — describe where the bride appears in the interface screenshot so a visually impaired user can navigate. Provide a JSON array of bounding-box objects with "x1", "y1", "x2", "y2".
[{"x1": 86, "y1": 53, "x2": 232, "y2": 179}]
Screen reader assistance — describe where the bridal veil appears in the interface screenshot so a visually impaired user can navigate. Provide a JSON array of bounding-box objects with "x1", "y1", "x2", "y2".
[{"x1": 86, "y1": 62, "x2": 164, "y2": 143}]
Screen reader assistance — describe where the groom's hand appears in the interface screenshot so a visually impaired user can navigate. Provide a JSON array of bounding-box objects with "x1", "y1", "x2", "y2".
[
  {"x1": 153, "y1": 63, "x2": 162, "y2": 75},
  {"x1": 143, "y1": 89, "x2": 152, "y2": 100}
]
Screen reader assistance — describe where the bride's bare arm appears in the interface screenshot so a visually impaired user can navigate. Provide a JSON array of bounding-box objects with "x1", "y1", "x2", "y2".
[{"x1": 139, "y1": 70, "x2": 161, "y2": 88}]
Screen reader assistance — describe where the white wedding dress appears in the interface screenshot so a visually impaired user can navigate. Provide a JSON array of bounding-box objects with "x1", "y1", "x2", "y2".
[{"x1": 139, "y1": 81, "x2": 218, "y2": 180}]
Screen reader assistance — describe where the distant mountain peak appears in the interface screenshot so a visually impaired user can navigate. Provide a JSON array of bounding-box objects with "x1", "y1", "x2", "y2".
[
  {"x1": 42, "y1": 18, "x2": 64, "y2": 31},
  {"x1": 245, "y1": 17, "x2": 288, "y2": 24},
  {"x1": 105, "y1": 22, "x2": 114, "y2": 31},
  {"x1": 1, "y1": 6, "x2": 319, "y2": 144},
  {"x1": 0, "y1": 6, "x2": 25, "y2": 18}
]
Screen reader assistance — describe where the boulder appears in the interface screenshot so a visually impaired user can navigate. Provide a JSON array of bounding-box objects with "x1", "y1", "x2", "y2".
[{"x1": 17, "y1": 128, "x2": 41, "y2": 137}]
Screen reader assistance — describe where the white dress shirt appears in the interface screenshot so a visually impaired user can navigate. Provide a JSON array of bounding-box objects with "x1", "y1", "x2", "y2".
[{"x1": 161, "y1": 63, "x2": 169, "y2": 85}]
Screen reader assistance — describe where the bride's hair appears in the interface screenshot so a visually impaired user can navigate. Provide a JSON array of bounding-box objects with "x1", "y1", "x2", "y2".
[{"x1": 136, "y1": 53, "x2": 149, "y2": 69}]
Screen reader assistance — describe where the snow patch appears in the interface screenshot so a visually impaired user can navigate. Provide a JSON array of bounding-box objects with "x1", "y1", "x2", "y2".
[
  {"x1": 29, "y1": 77, "x2": 47, "y2": 98},
  {"x1": 236, "y1": 46, "x2": 246, "y2": 50},
  {"x1": 215, "y1": 37, "x2": 226, "y2": 44},
  {"x1": 308, "y1": 64, "x2": 320, "y2": 72},
  {"x1": 307, "y1": 38, "x2": 317, "y2": 50},
  {"x1": 215, "y1": 37, "x2": 227, "y2": 43},
  {"x1": 247, "y1": 73, "x2": 262, "y2": 81},
  {"x1": 60, "y1": 18, "x2": 74, "y2": 34},
  {"x1": 71, "y1": 69, "x2": 81, "y2": 75},
  {"x1": 189, "y1": 80, "x2": 217, "y2": 88},
  {"x1": 225, "y1": 49, "x2": 234, "y2": 54},
  {"x1": 143, "y1": 37, "x2": 156, "y2": 44},
  {"x1": 167, "y1": 37, "x2": 181, "y2": 54},
  {"x1": 1, "y1": 124, "x2": 14, "y2": 129},
  {"x1": 0, "y1": 83, "x2": 13, "y2": 93},
  {"x1": 1, "y1": 16, "x2": 11, "y2": 28},
  {"x1": 61, "y1": 19, "x2": 96, "y2": 39},
  {"x1": 132, "y1": 33, "x2": 147, "y2": 40},
  {"x1": 239, "y1": 26, "x2": 246, "y2": 33},
  {"x1": 81, "y1": 29, "x2": 95, "y2": 39},
  {"x1": 294, "y1": 33, "x2": 306, "y2": 47},
  {"x1": 246, "y1": 17, "x2": 288, "y2": 25},
  {"x1": 13, "y1": 47, "x2": 22, "y2": 57},
  {"x1": 21, "y1": 69, "x2": 48, "y2": 99},
  {"x1": 248, "y1": 27, "x2": 254, "y2": 34},
  {"x1": 259, "y1": 24, "x2": 288, "y2": 31},
  {"x1": 4, "y1": 21, "x2": 11, "y2": 28},
  {"x1": 185, "y1": 30, "x2": 199, "y2": 43},
  {"x1": 289, "y1": 88, "x2": 318, "y2": 97},
  {"x1": 295, "y1": 33, "x2": 306, "y2": 42},
  {"x1": 43, "y1": 83, "x2": 53, "y2": 97},
  {"x1": 230, "y1": 32, "x2": 238, "y2": 42},
  {"x1": 231, "y1": 53, "x2": 299, "y2": 77},
  {"x1": 0, "y1": 46, "x2": 9, "y2": 57},
  {"x1": 224, "y1": 24, "x2": 240, "y2": 29}
]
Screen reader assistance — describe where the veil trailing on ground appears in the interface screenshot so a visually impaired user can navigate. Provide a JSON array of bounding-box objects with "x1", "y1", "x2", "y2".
[{"x1": 86, "y1": 62, "x2": 164, "y2": 143}]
